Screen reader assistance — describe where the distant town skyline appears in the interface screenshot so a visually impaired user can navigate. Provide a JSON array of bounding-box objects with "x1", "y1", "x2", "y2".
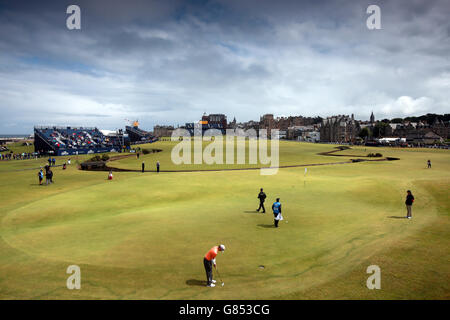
[
  {"x1": 4, "y1": 111, "x2": 447, "y2": 136},
  {"x1": 1, "y1": 0, "x2": 449, "y2": 134}
]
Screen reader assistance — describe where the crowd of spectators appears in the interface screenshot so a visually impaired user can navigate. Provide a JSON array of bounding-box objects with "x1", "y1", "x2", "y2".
[
  {"x1": 0, "y1": 152, "x2": 40, "y2": 161},
  {"x1": 38, "y1": 127, "x2": 118, "y2": 150}
]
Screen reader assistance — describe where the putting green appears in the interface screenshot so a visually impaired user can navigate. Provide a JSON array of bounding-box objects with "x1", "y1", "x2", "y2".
[{"x1": 0, "y1": 142, "x2": 449, "y2": 299}]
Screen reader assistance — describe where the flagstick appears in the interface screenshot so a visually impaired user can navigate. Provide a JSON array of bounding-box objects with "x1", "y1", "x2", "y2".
[{"x1": 304, "y1": 167, "x2": 307, "y2": 187}]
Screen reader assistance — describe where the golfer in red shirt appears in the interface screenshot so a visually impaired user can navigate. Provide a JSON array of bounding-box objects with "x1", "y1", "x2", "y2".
[{"x1": 203, "y1": 244, "x2": 225, "y2": 287}]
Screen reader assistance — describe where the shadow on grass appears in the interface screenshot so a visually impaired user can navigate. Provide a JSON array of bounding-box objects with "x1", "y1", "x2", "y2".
[
  {"x1": 388, "y1": 216, "x2": 407, "y2": 219},
  {"x1": 257, "y1": 224, "x2": 275, "y2": 228},
  {"x1": 186, "y1": 279, "x2": 206, "y2": 287},
  {"x1": 244, "y1": 210, "x2": 260, "y2": 214}
]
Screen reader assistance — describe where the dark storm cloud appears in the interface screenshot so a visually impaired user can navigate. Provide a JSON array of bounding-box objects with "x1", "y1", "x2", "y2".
[{"x1": 0, "y1": 0, "x2": 449, "y2": 133}]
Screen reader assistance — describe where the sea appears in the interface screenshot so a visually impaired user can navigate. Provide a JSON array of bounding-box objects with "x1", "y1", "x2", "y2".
[{"x1": 0, "y1": 134, "x2": 31, "y2": 138}]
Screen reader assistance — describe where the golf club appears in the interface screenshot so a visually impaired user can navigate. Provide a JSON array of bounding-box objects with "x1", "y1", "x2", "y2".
[{"x1": 215, "y1": 268, "x2": 225, "y2": 286}]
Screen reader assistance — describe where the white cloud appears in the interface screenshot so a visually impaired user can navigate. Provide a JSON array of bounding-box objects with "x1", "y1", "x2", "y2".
[
  {"x1": 380, "y1": 96, "x2": 433, "y2": 117},
  {"x1": 426, "y1": 72, "x2": 450, "y2": 89}
]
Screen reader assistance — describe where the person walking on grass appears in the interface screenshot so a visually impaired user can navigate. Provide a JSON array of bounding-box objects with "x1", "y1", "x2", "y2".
[
  {"x1": 156, "y1": 160, "x2": 160, "y2": 173},
  {"x1": 142, "y1": 161, "x2": 145, "y2": 173},
  {"x1": 203, "y1": 244, "x2": 226, "y2": 287},
  {"x1": 272, "y1": 198, "x2": 282, "y2": 227},
  {"x1": 405, "y1": 190, "x2": 415, "y2": 219},
  {"x1": 38, "y1": 169, "x2": 44, "y2": 185},
  {"x1": 427, "y1": 160, "x2": 431, "y2": 168},
  {"x1": 108, "y1": 170, "x2": 113, "y2": 180},
  {"x1": 256, "y1": 188, "x2": 266, "y2": 213},
  {"x1": 48, "y1": 169, "x2": 54, "y2": 184},
  {"x1": 46, "y1": 169, "x2": 53, "y2": 185}
]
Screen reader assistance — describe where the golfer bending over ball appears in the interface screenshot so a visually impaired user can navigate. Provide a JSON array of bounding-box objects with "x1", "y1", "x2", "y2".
[
  {"x1": 272, "y1": 198, "x2": 282, "y2": 228},
  {"x1": 203, "y1": 244, "x2": 225, "y2": 287}
]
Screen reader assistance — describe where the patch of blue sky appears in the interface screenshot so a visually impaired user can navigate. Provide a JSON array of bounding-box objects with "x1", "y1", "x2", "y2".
[
  {"x1": 18, "y1": 55, "x2": 100, "y2": 76},
  {"x1": 217, "y1": 42, "x2": 248, "y2": 56}
]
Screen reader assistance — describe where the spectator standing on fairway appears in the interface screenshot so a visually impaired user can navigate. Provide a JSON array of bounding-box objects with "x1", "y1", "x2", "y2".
[
  {"x1": 156, "y1": 160, "x2": 160, "y2": 173},
  {"x1": 48, "y1": 157, "x2": 52, "y2": 167},
  {"x1": 108, "y1": 170, "x2": 113, "y2": 180},
  {"x1": 46, "y1": 169, "x2": 53, "y2": 185},
  {"x1": 52, "y1": 158, "x2": 56, "y2": 166},
  {"x1": 427, "y1": 160, "x2": 431, "y2": 168},
  {"x1": 405, "y1": 190, "x2": 414, "y2": 219},
  {"x1": 142, "y1": 161, "x2": 145, "y2": 173},
  {"x1": 38, "y1": 169, "x2": 44, "y2": 185},
  {"x1": 203, "y1": 244, "x2": 226, "y2": 287},
  {"x1": 44, "y1": 165, "x2": 49, "y2": 183},
  {"x1": 272, "y1": 198, "x2": 282, "y2": 228},
  {"x1": 67, "y1": 158, "x2": 71, "y2": 165},
  {"x1": 136, "y1": 152, "x2": 140, "y2": 159},
  {"x1": 256, "y1": 188, "x2": 266, "y2": 213}
]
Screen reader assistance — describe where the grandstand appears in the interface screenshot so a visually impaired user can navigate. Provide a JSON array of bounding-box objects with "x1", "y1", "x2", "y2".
[
  {"x1": 34, "y1": 126, "x2": 127, "y2": 156},
  {"x1": 125, "y1": 120, "x2": 157, "y2": 144}
]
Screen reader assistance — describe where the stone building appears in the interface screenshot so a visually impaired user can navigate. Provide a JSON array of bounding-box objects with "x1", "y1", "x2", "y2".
[
  {"x1": 286, "y1": 125, "x2": 318, "y2": 141},
  {"x1": 393, "y1": 119, "x2": 449, "y2": 140},
  {"x1": 320, "y1": 114, "x2": 360, "y2": 143},
  {"x1": 430, "y1": 118, "x2": 449, "y2": 139},
  {"x1": 260, "y1": 114, "x2": 275, "y2": 131},
  {"x1": 259, "y1": 114, "x2": 318, "y2": 137},
  {"x1": 153, "y1": 125, "x2": 175, "y2": 137}
]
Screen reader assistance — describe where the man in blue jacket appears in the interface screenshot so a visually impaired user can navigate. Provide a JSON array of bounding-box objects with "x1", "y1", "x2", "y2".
[{"x1": 272, "y1": 198, "x2": 282, "y2": 228}]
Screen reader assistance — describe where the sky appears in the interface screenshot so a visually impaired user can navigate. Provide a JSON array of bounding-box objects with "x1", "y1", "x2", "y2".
[{"x1": 0, "y1": 0, "x2": 449, "y2": 133}]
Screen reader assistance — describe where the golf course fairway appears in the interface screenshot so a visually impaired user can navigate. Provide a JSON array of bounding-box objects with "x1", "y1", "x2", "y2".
[{"x1": 0, "y1": 141, "x2": 449, "y2": 299}]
